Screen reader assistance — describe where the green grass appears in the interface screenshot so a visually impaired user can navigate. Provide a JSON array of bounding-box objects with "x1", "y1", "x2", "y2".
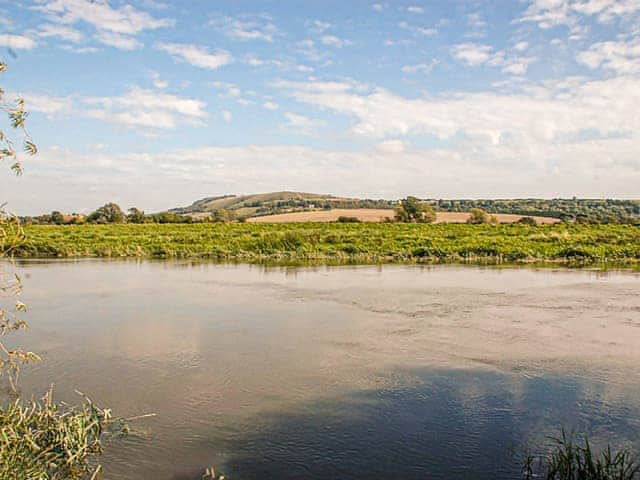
[
  {"x1": 14, "y1": 223, "x2": 640, "y2": 265},
  {"x1": 524, "y1": 431, "x2": 638, "y2": 480}
]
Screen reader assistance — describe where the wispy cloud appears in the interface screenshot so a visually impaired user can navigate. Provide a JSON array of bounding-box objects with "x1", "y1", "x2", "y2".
[
  {"x1": 0, "y1": 33, "x2": 37, "y2": 49},
  {"x1": 156, "y1": 42, "x2": 232, "y2": 70},
  {"x1": 211, "y1": 81, "x2": 253, "y2": 106},
  {"x1": 577, "y1": 37, "x2": 640, "y2": 74},
  {"x1": 84, "y1": 87, "x2": 207, "y2": 129},
  {"x1": 36, "y1": 23, "x2": 84, "y2": 43},
  {"x1": 321, "y1": 35, "x2": 352, "y2": 47},
  {"x1": 398, "y1": 21, "x2": 438, "y2": 36},
  {"x1": 33, "y1": 0, "x2": 173, "y2": 49},
  {"x1": 95, "y1": 31, "x2": 141, "y2": 50},
  {"x1": 451, "y1": 43, "x2": 493, "y2": 66},
  {"x1": 212, "y1": 14, "x2": 279, "y2": 42},
  {"x1": 401, "y1": 60, "x2": 438, "y2": 75}
]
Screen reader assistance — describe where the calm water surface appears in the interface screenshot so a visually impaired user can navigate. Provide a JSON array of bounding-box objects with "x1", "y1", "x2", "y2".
[{"x1": 7, "y1": 261, "x2": 640, "y2": 479}]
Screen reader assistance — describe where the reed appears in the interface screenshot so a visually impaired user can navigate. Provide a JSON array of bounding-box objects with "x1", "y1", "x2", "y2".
[{"x1": 523, "y1": 431, "x2": 638, "y2": 480}]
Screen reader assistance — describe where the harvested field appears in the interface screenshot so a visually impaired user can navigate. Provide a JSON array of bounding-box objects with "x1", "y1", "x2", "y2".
[
  {"x1": 247, "y1": 209, "x2": 560, "y2": 224},
  {"x1": 247, "y1": 209, "x2": 395, "y2": 223}
]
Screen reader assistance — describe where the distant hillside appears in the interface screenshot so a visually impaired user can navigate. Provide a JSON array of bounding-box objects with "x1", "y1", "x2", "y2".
[
  {"x1": 171, "y1": 191, "x2": 395, "y2": 218},
  {"x1": 171, "y1": 192, "x2": 640, "y2": 224}
]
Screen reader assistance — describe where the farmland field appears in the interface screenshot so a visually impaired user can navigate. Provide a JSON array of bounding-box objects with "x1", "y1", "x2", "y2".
[
  {"x1": 247, "y1": 209, "x2": 561, "y2": 224},
  {"x1": 16, "y1": 223, "x2": 640, "y2": 265}
]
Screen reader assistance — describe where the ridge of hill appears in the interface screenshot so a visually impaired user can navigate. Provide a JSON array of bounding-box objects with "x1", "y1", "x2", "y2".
[
  {"x1": 171, "y1": 192, "x2": 640, "y2": 223},
  {"x1": 171, "y1": 191, "x2": 393, "y2": 218}
]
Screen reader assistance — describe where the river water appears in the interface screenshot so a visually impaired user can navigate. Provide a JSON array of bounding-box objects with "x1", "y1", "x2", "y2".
[{"x1": 7, "y1": 260, "x2": 640, "y2": 479}]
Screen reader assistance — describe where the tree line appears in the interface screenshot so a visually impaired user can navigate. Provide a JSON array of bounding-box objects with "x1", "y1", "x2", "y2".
[{"x1": 20, "y1": 203, "x2": 240, "y2": 225}]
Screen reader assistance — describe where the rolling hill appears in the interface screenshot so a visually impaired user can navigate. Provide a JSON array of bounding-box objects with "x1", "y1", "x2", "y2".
[
  {"x1": 171, "y1": 192, "x2": 394, "y2": 219},
  {"x1": 171, "y1": 192, "x2": 640, "y2": 224}
]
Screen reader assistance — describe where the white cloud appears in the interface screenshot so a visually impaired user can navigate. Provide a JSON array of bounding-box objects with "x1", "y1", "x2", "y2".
[
  {"x1": 263, "y1": 101, "x2": 279, "y2": 110},
  {"x1": 451, "y1": 43, "x2": 493, "y2": 66},
  {"x1": 518, "y1": 0, "x2": 573, "y2": 28},
  {"x1": 156, "y1": 42, "x2": 232, "y2": 70},
  {"x1": 221, "y1": 110, "x2": 232, "y2": 123},
  {"x1": 577, "y1": 37, "x2": 640, "y2": 74},
  {"x1": 212, "y1": 15, "x2": 279, "y2": 42},
  {"x1": 310, "y1": 20, "x2": 332, "y2": 33},
  {"x1": 34, "y1": 0, "x2": 173, "y2": 34},
  {"x1": 150, "y1": 71, "x2": 168, "y2": 89},
  {"x1": 33, "y1": 0, "x2": 173, "y2": 48},
  {"x1": 275, "y1": 77, "x2": 640, "y2": 167},
  {"x1": 212, "y1": 82, "x2": 252, "y2": 106},
  {"x1": 465, "y1": 12, "x2": 487, "y2": 37},
  {"x1": 452, "y1": 43, "x2": 536, "y2": 74},
  {"x1": 283, "y1": 112, "x2": 321, "y2": 135},
  {"x1": 84, "y1": 87, "x2": 207, "y2": 129},
  {"x1": 37, "y1": 23, "x2": 84, "y2": 42},
  {"x1": 488, "y1": 50, "x2": 537, "y2": 75},
  {"x1": 398, "y1": 21, "x2": 438, "y2": 36},
  {"x1": 513, "y1": 41, "x2": 529, "y2": 52},
  {"x1": 60, "y1": 44, "x2": 99, "y2": 54},
  {"x1": 0, "y1": 34, "x2": 37, "y2": 50},
  {"x1": 376, "y1": 139, "x2": 406, "y2": 153},
  {"x1": 406, "y1": 6, "x2": 425, "y2": 14},
  {"x1": 21, "y1": 93, "x2": 74, "y2": 117},
  {"x1": 321, "y1": 35, "x2": 352, "y2": 47},
  {"x1": 401, "y1": 60, "x2": 438, "y2": 75},
  {"x1": 518, "y1": 0, "x2": 640, "y2": 29},
  {"x1": 372, "y1": 4, "x2": 385, "y2": 12},
  {"x1": 572, "y1": 0, "x2": 640, "y2": 22},
  {"x1": 95, "y1": 31, "x2": 141, "y2": 50}
]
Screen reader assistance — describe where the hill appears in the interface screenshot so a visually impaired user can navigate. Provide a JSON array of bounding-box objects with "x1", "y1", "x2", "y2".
[
  {"x1": 171, "y1": 192, "x2": 395, "y2": 218},
  {"x1": 171, "y1": 192, "x2": 640, "y2": 224}
]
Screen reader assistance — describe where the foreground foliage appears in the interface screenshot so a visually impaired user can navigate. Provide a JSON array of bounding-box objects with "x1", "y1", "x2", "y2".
[
  {"x1": 0, "y1": 390, "x2": 115, "y2": 480},
  {"x1": 524, "y1": 431, "x2": 638, "y2": 480},
  {"x1": 15, "y1": 223, "x2": 640, "y2": 265},
  {"x1": 1, "y1": 62, "x2": 114, "y2": 479}
]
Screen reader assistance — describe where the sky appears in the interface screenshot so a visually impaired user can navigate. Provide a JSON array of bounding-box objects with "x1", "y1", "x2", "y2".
[{"x1": 0, "y1": 0, "x2": 639, "y2": 214}]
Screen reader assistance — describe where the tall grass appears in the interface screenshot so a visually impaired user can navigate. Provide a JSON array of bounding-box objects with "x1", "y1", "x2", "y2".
[
  {"x1": 16, "y1": 223, "x2": 640, "y2": 266},
  {"x1": 0, "y1": 388, "x2": 118, "y2": 480},
  {"x1": 524, "y1": 431, "x2": 638, "y2": 480}
]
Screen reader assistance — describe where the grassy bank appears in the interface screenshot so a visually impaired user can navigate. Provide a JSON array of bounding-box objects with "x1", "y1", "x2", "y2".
[{"x1": 14, "y1": 223, "x2": 640, "y2": 265}]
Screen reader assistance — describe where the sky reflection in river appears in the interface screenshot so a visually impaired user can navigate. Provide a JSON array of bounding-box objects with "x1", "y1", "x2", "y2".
[{"x1": 8, "y1": 261, "x2": 640, "y2": 479}]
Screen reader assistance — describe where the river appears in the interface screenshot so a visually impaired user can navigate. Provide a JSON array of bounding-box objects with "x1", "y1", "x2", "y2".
[{"x1": 8, "y1": 260, "x2": 640, "y2": 479}]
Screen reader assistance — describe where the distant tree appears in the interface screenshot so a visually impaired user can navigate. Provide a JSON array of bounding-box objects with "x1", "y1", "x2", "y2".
[
  {"x1": 395, "y1": 197, "x2": 436, "y2": 223},
  {"x1": 337, "y1": 216, "x2": 361, "y2": 223},
  {"x1": 87, "y1": 203, "x2": 125, "y2": 224},
  {"x1": 467, "y1": 208, "x2": 490, "y2": 224},
  {"x1": 50, "y1": 210, "x2": 65, "y2": 225},
  {"x1": 212, "y1": 208, "x2": 235, "y2": 223},
  {"x1": 127, "y1": 207, "x2": 146, "y2": 224}
]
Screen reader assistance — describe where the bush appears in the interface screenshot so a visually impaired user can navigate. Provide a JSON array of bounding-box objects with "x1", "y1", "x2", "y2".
[
  {"x1": 337, "y1": 216, "x2": 360, "y2": 223},
  {"x1": 395, "y1": 197, "x2": 436, "y2": 223},
  {"x1": 518, "y1": 216, "x2": 538, "y2": 226},
  {"x1": 467, "y1": 208, "x2": 490, "y2": 224}
]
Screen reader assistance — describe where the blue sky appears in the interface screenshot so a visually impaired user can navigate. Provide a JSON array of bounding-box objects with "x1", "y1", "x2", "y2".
[{"x1": 0, "y1": 0, "x2": 639, "y2": 214}]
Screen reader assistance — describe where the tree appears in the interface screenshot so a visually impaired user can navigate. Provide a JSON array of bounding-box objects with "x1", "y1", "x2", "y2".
[
  {"x1": 467, "y1": 208, "x2": 490, "y2": 224},
  {"x1": 50, "y1": 210, "x2": 65, "y2": 224},
  {"x1": 395, "y1": 197, "x2": 437, "y2": 223},
  {"x1": 87, "y1": 202, "x2": 125, "y2": 224},
  {"x1": 127, "y1": 207, "x2": 146, "y2": 224},
  {"x1": 212, "y1": 208, "x2": 235, "y2": 223}
]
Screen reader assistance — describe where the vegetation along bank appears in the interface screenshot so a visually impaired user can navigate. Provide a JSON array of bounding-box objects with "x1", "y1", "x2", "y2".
[{"x1": 15, "y1": 223, "x2": 640, "y2": 265}]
